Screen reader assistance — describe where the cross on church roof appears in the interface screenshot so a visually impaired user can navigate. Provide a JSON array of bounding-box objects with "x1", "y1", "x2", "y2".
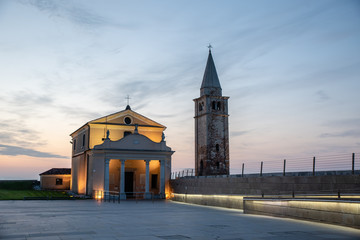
[
  {"x1": 207, "y1": 44, "x2": 213, "y2": 52},
  {"x1": 125, "y1": 95, "x2": 132, "y2": 110},
  {"x1": 125, "y1": 95, "x2": 131, "y2": 105}
]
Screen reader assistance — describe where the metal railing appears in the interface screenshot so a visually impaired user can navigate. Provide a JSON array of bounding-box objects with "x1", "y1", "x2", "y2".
[
  {"x1": 92, "y1": 190, "x2": 155, "y2": 203},
  {"x1": 172, "y1": 152, "x2": 360, "y2": 179},
  {"x1": 171, "y1": 168, "x2": 195, "y2": 179}
]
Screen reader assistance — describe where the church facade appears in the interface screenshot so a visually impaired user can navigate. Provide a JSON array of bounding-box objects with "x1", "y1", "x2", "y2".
[
  {"x1": 70, "y1": 106, "x2": 174, "y2": 199},
  {"x1": 194, "y1": 49, "x2": 230, "y2": 176}
]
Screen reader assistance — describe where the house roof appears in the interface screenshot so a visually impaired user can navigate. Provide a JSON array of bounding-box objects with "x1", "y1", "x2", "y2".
[{"x1": 39, "y1": 168, "x2": 71, "y2": 176}]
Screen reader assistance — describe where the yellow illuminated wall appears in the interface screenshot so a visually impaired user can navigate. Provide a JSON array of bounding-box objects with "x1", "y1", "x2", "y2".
[
  {"x1": 89, "y1": 124, "x2": 163, "y2": 149},
  {"x1": 71, "y1": 154, "x2": 87, "y2": 194},
  {"x1": 40, "y1": 174, "x2": 71, "y2": 190}
]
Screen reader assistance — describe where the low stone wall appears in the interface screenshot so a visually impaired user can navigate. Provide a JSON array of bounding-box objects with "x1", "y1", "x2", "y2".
[
  {"x1": 170, "y1": 173, "x2": 360, "y2": 195},
  {"x1": 243, "y1": 198, "x2": 360, "y2": 229},
  {"x1": 172, "y1": 193, "x2": 244, "y2": 209},
  {"x1": 170, "y1": 174, "x2": 360, "y2": 229}
]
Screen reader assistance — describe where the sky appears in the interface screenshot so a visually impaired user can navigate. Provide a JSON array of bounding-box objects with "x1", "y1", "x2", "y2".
[{"x1": 0, "y1": 0, "x2": 359, "y2": 179}]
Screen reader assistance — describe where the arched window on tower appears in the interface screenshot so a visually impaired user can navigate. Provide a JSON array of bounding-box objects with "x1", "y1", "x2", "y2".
[
  {"x1": 212, "y1": 101, "x2": 216, "y2": 110},
  {"x1": 216, "y1": 161, "x2": 220, "y2": 169},
  {"x1": 216, "y1": 144, "x2": 220, "y2": 152},
  {"x1": 200, "y1": 160, "x2": 204, "y2": 175},
  {"x1": 82, "y1": 134, "x2": 85, "y2": 147},
  {"x1": 217, "y1": 102, "x2": 221, "y2": 110},
  {"x1": 199, "y1": 102, "x2": 203, "y2": 111}
]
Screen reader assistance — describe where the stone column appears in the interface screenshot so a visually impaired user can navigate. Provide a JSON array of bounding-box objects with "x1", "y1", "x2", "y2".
[
  {"x1": 160, "y1": 160, "x2": 165, "y2": 199},
  {"x1": 104, "y1": 158, "x2": 110, "y2": 200},
  {"x1": 144, "y1": 159, "x2": 151, "y2": 199},
  {"x1": 119, "y1": 159, "x2": 126, "y2": 200}
]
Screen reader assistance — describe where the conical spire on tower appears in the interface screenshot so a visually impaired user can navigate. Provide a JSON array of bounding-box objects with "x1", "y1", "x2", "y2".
[{"x1": 200, "y1": 49, "x2": 222, "y2": 96}]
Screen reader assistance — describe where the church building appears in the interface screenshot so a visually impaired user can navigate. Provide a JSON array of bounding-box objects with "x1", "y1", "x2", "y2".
[
  {"x1": 194, "y1": 48, "x2": 230, "y2": 176},
  {"x1": 70, "y1": 106, "x2": 174, "y2": 199}
]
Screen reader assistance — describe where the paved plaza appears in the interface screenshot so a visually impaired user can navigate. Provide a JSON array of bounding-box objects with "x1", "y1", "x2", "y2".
[{"x1": 0, "y1": 200, "x2": 359, "y2": 240}]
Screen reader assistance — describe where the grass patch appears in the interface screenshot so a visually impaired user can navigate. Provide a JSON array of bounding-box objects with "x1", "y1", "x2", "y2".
[{"x1": 0, "y1": 190, "x2": 70, "y2": 200}]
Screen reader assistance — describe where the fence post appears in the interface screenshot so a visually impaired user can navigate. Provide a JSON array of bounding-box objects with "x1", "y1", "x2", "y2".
[
  {"x1": 242, "y1": 163, "x2": 244, "y2": 177},
  {"x1": 352, "y1": 153, "x2": 355, "y2": 175},
  {"x1": 313, "y1": 157, "x2": 316, "y2": 176},
  {"x1": 260, "y1": 161, "x2": 263, "y2": 177},
  {"x1": 283, "y1": 159, "x2": 286, "y2": 176}
]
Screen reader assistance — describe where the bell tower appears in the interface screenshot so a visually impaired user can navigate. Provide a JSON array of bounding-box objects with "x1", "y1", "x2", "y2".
[{"x1": 194, "y1": 48, "x2": 229, "y2": 176}]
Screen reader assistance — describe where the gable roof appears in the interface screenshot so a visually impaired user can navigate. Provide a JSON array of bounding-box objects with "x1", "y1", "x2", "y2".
[
  {"x1": 70, "y1": 106, "x2": 166, "y2": 136},
  {"x1": 89, "y1": 108, "x2": 165, "y2": 127},
  {"x1": 39, "y1": 168, "x2": 71, "y2": 176}
]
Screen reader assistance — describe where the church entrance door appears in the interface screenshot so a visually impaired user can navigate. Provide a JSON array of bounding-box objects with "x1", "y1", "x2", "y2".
[{"x1": 125, "y1": 172, "x2": 134, "y2": 198}]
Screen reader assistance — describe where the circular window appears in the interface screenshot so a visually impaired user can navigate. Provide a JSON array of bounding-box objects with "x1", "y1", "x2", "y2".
[{"x1": 124, "y1": 117, "x2": 132, "y2": 125}]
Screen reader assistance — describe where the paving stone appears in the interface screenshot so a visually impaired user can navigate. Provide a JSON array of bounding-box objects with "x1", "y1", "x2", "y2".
[{"x1": 0, "y1": 200, "x2": 359, "y2": 239}]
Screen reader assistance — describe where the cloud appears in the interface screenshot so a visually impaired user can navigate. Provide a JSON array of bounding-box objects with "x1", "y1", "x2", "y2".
[
  {"x1": 98, "y1": 55, "x2": 202, "y2": 112},
  {"x1": 0, "y1": 90, "x2": 54, "y2": 120},
  {"x1": 9, "y1": 91, "x2": 53, "y2": 106},
  {"x1": 100, "y1": 77, "x2": 182, "y2": 110},
  {"x1": 0, "y1": 119, "x2": 45, "y2": 147},
  {"x1": 0, "y1": 144, "x2": 68, "y2": 158},
  {"x1": 231, "y1": 130, "x2": 250, "y2": 137},
  {"x1": 221, "y1": 1, "x2": 335, "y2": 67},
  {"x1": 315, "y1": 90, "x2": 330, "y2": 101},
  {"x1": 322, "y1": 118, "x2": 360, "y2": 128},
  {"x1": 57, "y1": 106, "x2": 101, "y2": 120},
  {"x1": 147, "y1": 113, "x2": 178, "y2": 119},
  {"x1": 319, "y1": 130, "x2": 360, "y2": 138},
  {"x1": 0, "y1": 88, "x2": 99, "y2": 123},
  {"x1": 19, "y1": 0, "x2": 128, "y2": 29}
]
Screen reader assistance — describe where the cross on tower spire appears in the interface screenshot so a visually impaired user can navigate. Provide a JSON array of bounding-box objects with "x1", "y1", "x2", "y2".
[{"x1": 207, "y1": 43, "x2": 212, "y2": 52}]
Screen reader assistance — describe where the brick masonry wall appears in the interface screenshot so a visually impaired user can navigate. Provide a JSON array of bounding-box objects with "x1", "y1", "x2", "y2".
[{"x1": 170, "y1": 174, "x2": 360, "y2": 195}]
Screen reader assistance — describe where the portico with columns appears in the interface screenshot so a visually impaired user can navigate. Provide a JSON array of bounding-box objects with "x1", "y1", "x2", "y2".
[{"x1": 91, "y1": 134, "x2": 173, "y2": 199}]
